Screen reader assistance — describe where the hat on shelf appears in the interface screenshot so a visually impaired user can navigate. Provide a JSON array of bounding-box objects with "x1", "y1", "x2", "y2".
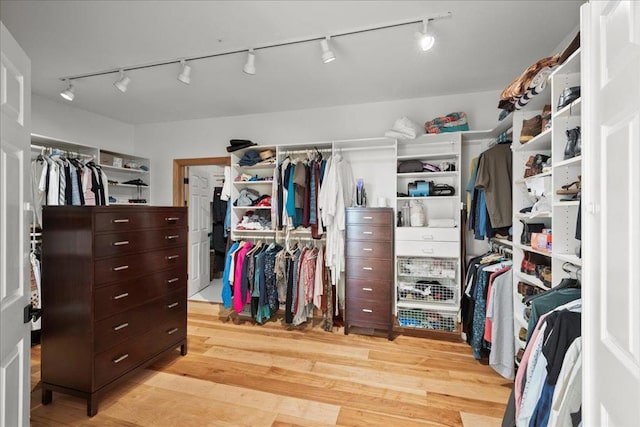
[
  {"x1": 226, "y1": 139, "x2": 257, "y2": 152},
  {"x1": 238, "y1": 149, "x2": 261, "y2": 166}
]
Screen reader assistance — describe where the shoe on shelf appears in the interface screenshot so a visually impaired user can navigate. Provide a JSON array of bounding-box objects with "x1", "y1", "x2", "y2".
[
  {"x1": 564, "y1": 126, "x2": 581, "y2": 159},
  {"x1": 520, "y1": 115, "x2": 543, "y2": 144},
  {"x1": 556, "y1": 175, "x2": 581, "y2": 194}
]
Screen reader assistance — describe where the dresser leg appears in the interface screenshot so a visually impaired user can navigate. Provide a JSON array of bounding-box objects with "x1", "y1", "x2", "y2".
[
  {"x1": 387, "y1": 326, "x2": 393, "y2": 341},
  {"x1": 344, "y1": 323, "x2": 349, "y2": 335},
  {"x1": 87, "y1": 395, "x2": 98, "y2": 417},
  {"x1": 180, "y1": 342, "x2": 188, "y2": 356},
  {"x1": 42, "y1": 388, "x2": 52, "y2": 405}
]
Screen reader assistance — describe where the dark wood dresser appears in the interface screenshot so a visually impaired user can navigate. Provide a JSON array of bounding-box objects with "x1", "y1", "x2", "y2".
[
  {"x1": 344, "y1": 207, "x2": 394, "y2": 340},
  {"x1": 40, "y1": 206, "x2": 188, "y2": 416}
]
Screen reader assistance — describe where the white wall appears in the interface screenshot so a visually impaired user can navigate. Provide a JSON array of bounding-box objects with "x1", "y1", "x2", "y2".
[
  {"x1": 135, "y1": 89, "x2": 501, "y2": 206},
  {"x1": 32, "y1": 93, "x2": 135, "y2": 153}
]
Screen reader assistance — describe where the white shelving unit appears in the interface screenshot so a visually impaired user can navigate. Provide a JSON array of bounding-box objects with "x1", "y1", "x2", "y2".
[
  {"x1": 395, "y1": 134, "x2": 462, "y2": 334},
  {"x1": 511, "y1": 48, "x2": 582, "y2": 360},
  {"x1": 99, "y1": 149, "x2": 150, "y2": 205}
]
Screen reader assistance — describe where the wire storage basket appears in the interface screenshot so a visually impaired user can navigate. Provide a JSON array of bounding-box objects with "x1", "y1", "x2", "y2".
[
  {"x1": 397, "y1": 256, "x2": 457, "y2": 279},
  {"x1": 397, "y1": 308, "x2": 457, "y2": 332},
  {"x1": 397, "y1": 278, "x2": 458, "y2": 305}
]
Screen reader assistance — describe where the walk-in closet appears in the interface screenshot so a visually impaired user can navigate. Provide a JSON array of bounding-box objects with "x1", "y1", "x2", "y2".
[{"x1": 1, "y1": 1, "x2": 638, "y2": 426}]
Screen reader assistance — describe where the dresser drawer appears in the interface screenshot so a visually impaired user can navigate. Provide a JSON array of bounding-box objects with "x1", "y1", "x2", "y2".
[
  {"x1": 95, "y1": 228, "x2": 187, "y2": 258},
  {"x1": 346, "y1": 258, "x2": 393, "y2": 280},
  {"x1": 395, "y1": 241, "x2": 459, "y2": 258},
  {"x1": 395, "y1": 227, "x2": 459, "y2": 242},
  {"x1": 346, "y1": 240, "x2": 393, "y2": 260},
  {"x1": 94, "y1": 268, "x2": 187, "y2": 320},
  {"x1": 346, "y1": 225, "x2": 393, "y2": 242},
  {"x1": 346, "y1": 209, "x2": 393, "y2": 226},
  {"x1": 346, "y1": 278, "x2": 392, "y2": 302},
  {"x1": 95, "y1": 209, "x2": 187, "y2": 232},
  {"x1": 95, "y1": 246, "x2": 187, "y2": 286},
  {"x1": 94, "y1": 298, "x2": 160, "y2": 353},
  {"x1": 346, "y1": 298, "x2": 391, "y2": 324}
]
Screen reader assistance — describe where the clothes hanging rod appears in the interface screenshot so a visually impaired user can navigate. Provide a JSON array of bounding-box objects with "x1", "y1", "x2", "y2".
[
  {"x1": 281, "y1": 148, "x2": 333, "y2": 155},
  {"x1": 31, "y1": 144, "x2": 96, "y2": 159},
  {"x1": 59, "y1": 12, "x2": 452, "y2": 82}
]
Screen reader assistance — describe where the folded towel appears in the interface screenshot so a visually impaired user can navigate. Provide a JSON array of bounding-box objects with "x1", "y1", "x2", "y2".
[
  {"x1": 425, "y1": 112, "x2": 469, "y2": 134},
  {"x1": 385, "y1": 117, "x2": 425, "y2": 140}
]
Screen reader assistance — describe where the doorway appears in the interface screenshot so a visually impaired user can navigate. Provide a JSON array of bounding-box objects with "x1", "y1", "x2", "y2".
[{"x1": 173, "y1": 157, "x2": 230, "y2": 302}]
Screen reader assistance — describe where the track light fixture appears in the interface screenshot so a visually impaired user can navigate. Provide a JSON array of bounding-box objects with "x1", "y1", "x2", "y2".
[
  {"x1": 114, "y1": 69, "x2": 131, "y2": 93},
  {"x1": 60, "y1": 79, "x2": 75, "y2": 101},
  {"x1": 416, "y1": 19, "x2": 436, "y2": 52},
  {"x1": 243, "y1": 49, "x2": 256, "y2": 75},
  {"x1": 320, "y1": 37, "x2": 336, "y2": 64},
  {"x1": 59, "y1": 12, "x2": 452, "y2": 87},
  {"x1": 178, "y1": 60, "x2": 192, "y2": 84}
]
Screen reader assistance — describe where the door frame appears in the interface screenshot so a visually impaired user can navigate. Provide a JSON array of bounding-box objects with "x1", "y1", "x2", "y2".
[{"x1": 172, "y1": 157, "x2": 230, "y2": 207}]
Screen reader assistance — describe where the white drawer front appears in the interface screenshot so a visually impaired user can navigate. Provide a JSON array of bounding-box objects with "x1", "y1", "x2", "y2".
[
  {"x1": 395, "y1": 241, "x2": 459, "y2": 258},
  {"x1": 395, "y1": 227, "x2": 459, "y2": 242}
]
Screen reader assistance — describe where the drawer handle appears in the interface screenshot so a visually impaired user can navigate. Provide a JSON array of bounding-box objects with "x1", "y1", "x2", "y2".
[
  {"x1": 167, "y1": 278, "x2": 179, "y2": 284},
  {"x1": 167, "y1": 302, "x2": 179, "y2": 309},
  {"x1": 113, "y1": 322, "x2": 129, "y2": 331},
  {"x1": 422, "y1": 235, "x2": 434, "y2": 240},
  {"x1": 362, "y1": 267, "x2": 373, "y2": 271},
  {"x1": 363, "y1": 216, "x2": 373, "y2": 220},
  {"x1": 112, "y1": 218, "x2": 129, "y2": 223},
  {"x1": 165, "y1": 217, "x2": 180, "y2": 222},
  {"x1": 165, "y1": 235, "x2": 180, "y2": 240},
  {"x1": 363, "y1": 231, "x2": 373, "y2": 235},
  {"x1": 112, "y1": 240, "x2": 130, "y2": 246},
  {"x1": 167, "y1": 327, "x2": 179, "y2": 335},
  {"x1": 112, "y1": 265, "x2": 129, "y2": 271},
  {"x1": 166, "y1": 255, "x2": 180, "y2": 260},
  {"x1": 362, "y1": 287, "x2": 373, "y2": 292},
  {"x1": 362, "y1": 308, "x2": 373, "y2": 313},
  {"x1": 113, "y1": 292, "x2": 129, "y2": 300},
  {"x1": 362, "y1": 248, "x2": 373, "y2": 252},
  {"x1": 113, "y1": 354, "x2": 129, "y2": 364},
  {"x1": 422, "y1": 248, "x2": 434, "y2": 254}
]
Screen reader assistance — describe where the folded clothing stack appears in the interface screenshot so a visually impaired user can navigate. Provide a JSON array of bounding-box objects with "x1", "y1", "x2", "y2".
[
  {"x1": 424, "y1": 112, "x2": 469, "y2": 134},
  {"x1": 238, "y1": 149, "x2": 276, "y2": 166}
]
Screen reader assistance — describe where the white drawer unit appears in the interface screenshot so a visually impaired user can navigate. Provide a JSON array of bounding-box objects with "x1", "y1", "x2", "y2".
[{"x1": 395, "y1": 135, "x2": 462, "y2": 335}]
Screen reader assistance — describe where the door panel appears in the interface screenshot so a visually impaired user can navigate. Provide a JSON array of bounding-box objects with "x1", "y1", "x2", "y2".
[
  {"x1": 187, "y1": 167, "x2": 211, "y2": 296},
  {"x1": 583, "y1": 1, "x2": 640, "y2": 425},
  {"x1": 0, "y1": 21, "x2": 31, "y2": 427}
]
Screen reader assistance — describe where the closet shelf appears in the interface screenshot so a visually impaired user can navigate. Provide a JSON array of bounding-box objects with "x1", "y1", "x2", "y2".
[
  {"x1": 110, "y1": 183, "x2": 150, "y2": 189},
  {"x1": 99, "y1": 164, "x2": 148, "y2": 173},
  {"x1": 233, "y1": 163, "x2": 276, "y2": 170},
  {"x1": 232, "y1": 206, "x2": 271, "y2": 210},
  {"x1": 233, "y1": 180, "x2": 273, "y2": 186},
  {"x1": 515, "y1": 243, "x2": 551, "y2": 257},
  {"x1": 396, "y1": 300, "x2": 459, "y2": 313},
  {"x1": 515, "y1": 271, "x2": 550, "y2": 291},
  {"x1": 396, "y1": 171, "x2": 458, "y2": 179},
  {"x1": 553, "y1": 98, "x2": 582, "y2": 118},
  {"x1": 553, "y1": 156, "x2": 582, "y2": 168},
  {"x1": 515, "y1": 212, "x2": 551, "y2": 220},
  {"x1": 515, "y1": 171, "x2": 552, "y2": 185},
  {"x1": 396, "y1": 196, "x2": 459, "y2": 201},
  {"x1": 553, "y1": 252, "x2": 582, "y2": 266},
  {"x1": 553, "y1": 201, "x2": 580, "y2": 207},
  {"x1": 397, "y1": 151, "x2": 459, "y2": 161},
  {"x1": 513, "y1": 128, "x2": 552, "y2": 152}
]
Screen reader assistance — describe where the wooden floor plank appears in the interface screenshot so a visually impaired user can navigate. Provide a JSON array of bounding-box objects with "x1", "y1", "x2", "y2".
[{"x1": 29, "y1": 301, "x2": 509, "y2": 426}]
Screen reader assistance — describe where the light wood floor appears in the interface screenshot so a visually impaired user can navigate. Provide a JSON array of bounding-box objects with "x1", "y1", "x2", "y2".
[{"x1": 29, "y1": 301, "x2": 511, "y2": 426}]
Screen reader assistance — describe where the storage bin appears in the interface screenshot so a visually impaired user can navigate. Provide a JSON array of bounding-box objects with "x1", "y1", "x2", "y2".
[{"x1": 397, "y1": 308, "x2": 457, "y2": 332}]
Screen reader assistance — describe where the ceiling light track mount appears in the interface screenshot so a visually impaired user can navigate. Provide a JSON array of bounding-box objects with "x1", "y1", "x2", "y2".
[{"x1": 58, "y1": 12, "x2": 452, "y2": 100}]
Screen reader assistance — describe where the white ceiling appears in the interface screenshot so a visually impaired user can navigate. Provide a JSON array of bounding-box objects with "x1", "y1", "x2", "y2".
[{"x1": 0, "y1": 1, "x2": 583, "y2": 125}]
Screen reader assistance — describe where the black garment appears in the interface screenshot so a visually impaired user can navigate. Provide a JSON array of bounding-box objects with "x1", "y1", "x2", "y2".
[
  {"x1": 64, "y1": 162, "x2": 73, "y2": 205},
  {"x1": 542, "y1": 310, "x2": 581, "y2": 385},
  {"x1": 211, "y1": 187, "x2": 228, "y2": 272},
  {"x1": 277, "y1": 162, "x2": 284, "y2": 230},
  {"x1": 285, "y1": 255, "x2": 294, "y2": 324},
  {"x1": 74, "y1": 164, "x2": 85, "y2": 205}
]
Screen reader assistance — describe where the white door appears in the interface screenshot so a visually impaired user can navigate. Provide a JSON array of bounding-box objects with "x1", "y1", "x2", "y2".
[
  {"x1": 187, "y1": 167, "x2": 211, "y2": 297},
  {"x1": 0, "y1": 21, "x2": 31, "y2": 427},
  {"x1": 583, "y1": 1, "x2": 640, "y2": 425}
]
